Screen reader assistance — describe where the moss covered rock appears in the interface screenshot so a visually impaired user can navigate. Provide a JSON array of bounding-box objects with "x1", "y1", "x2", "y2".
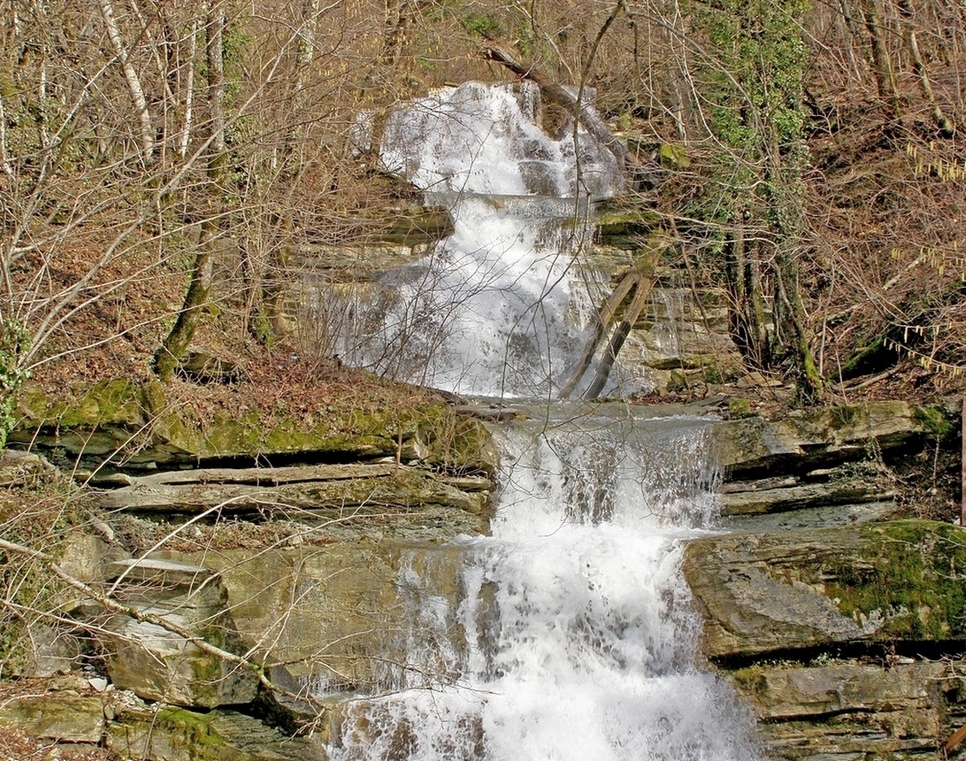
[
  {"x1": 11, "y1": 378, "x2": 497, "y2": 477},
  {"x1": 102, "y1": 558, "x2": 259, "y2": 708},
  {"x1": 107, "y1": 703, "x2": 328, "y2": 761},
  {"x1": 0, "y1": 692, "x2": 106, "y2": 743},
  {"x1": 713, "y1": 400, "x2": 931, "y2": 479},
  {"x1": 683, "y1": 520, "x2": 966, "y2": 660}
]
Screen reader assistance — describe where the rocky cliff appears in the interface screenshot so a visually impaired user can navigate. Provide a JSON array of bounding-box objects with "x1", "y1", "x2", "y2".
[{"x1": 1, "y1": 223, "x2": 964, "y2": 759}]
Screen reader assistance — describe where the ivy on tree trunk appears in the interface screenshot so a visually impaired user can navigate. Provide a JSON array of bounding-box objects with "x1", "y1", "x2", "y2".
[{"x1": 692, "y1": 0, "x2": 823, "y2": 401}]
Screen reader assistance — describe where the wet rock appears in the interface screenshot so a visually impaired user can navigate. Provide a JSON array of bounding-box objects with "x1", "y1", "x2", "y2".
[
  {"x1": 713, "y1": 400, "x2": 929, "y2": 478},
  {"x1": 728, "y1": 661, "x2": 962, "y2": 760},
  {"x1": 0, "y1": 692, "x2": 105, "y2": 743},
  {"x1": 165, "y1": 541, "x2": 470, "y2": 694},
  {"x1": 96, "y1": 462, "x2": 492, "y2": 536},
  {"x1": 106, "y1": 702, "x2": 329, "y2": 761},
  {"x1": 615, "y1": 285, "x2": 744, "y2": 388}
]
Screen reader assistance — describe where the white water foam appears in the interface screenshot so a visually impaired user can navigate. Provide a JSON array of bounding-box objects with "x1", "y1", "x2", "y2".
[
  {"x1": 328, "y1": 412, "x2": 762, "y2": 761},
  {"x1": 323, "y1": 83, "x2": 760, "y2": 760}
]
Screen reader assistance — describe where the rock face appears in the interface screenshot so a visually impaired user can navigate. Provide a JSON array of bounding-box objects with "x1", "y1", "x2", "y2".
[
  {"x1": 0, "y1": 690, "x2": 106, "y2": 744},
  {"x1": 12, "y1": 376, "x2": 497, "y2": 539},
  {"x1": 0, "y1": 676, "x2": 329, "y2": 761},
  {"x1": 97, "y1": 462, "x2": 493, "y2": 538},
  {"x1": 684, "y1": 521, "x2": 966, "y2": 660},
  {"x1": 4, "y1": 375, "x2": 500, "y2": 759},
  {"x1": 167, "y1": 541, "x2": 469, "y2": 694},
  {"x1": 102, "y1": 558, "x2": 260, "y2": 708},
  {"x1": 684, "y1": 397, "x2": 966, "y2": 761},
  {"x1": 711, "y1": 400, "x2": 937, "y2": 533},
  {"x1": 12, "y1": 377, "x2": 499, "y2": 478},
  {"x1": 714, "y1": 400, "x2": 930, "y2": 479},
  {"x1": 729, "y1": 661, "x2": 963, "y2": 760},
  {"x1": 590, "y1": 208, "x2": 746, "y2": 393},
  {"x1": 5, "y1": 377, "x2": 963, "y2": 760},
  {"x1": 106, "y1": 702, "x2": 330, "y2": 761}
]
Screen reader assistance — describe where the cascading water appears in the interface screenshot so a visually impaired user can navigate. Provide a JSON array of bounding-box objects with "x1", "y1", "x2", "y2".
[
  {"x1": 337, "y1": 81, "x2": 630, "y2": 398},
  {"x1": 323, "y1": 82, "x2": 761, "y2": 760}
]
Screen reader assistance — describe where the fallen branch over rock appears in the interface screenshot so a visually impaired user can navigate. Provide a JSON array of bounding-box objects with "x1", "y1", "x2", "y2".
[{"x1": 483, "y1": 44, "x2": 658, "y2": 188}]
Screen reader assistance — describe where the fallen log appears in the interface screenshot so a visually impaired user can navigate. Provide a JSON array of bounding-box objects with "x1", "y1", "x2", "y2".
[
  {"x1": 583, "y1": 276, "x2": 655, "y2": 399},
  {"x1": 945, "y1": 723, "x2": 966, "y2": 754},
  {"x1": 559, "y1": 239, "x2": 664, "y2": 399},
  {"x1": 558, "y1": 271, "x2": 640, "y2": 398}
]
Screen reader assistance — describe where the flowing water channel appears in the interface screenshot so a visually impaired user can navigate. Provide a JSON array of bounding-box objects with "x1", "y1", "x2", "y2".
[{"x1": 325, "y1": 82, "x2": 761, "y2": 760}]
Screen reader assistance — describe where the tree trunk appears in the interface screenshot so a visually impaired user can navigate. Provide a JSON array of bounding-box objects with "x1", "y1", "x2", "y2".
[
  {"x1": 98, "y1": 0, "x2": 155, "y2": 165},
  {"x1": 154, "y1": 3, "x2": 226, "y2": 381},
  {"x1": 895, "y1": 0, "x2": 954, "y2": 136},
  {"x1": 0, "y1": 91, "x2": 11, "y2": 176},
  {"x1": 558, "y1": 272, "x2": 639, "y2": 398},
  {"x1": 250, "y1": 0, "x2": 321, "y2": 345},
  {"x1": 856, "y1": 0, "x2": 902, "y2": 123},
  {"x1": 774, "y1": 247, "x2": 823, "y2": 401},
  {"x1": 724, "y1": 225, "x2": 770, "y2": 370},
  {"x1": 560, "y1": 237, "x2": 663, "y2": 399},
  {"x1": 583, "y1": 277, "x2": 655, "y2": 399},
  {"x1": 178, "y1": 17, "x2": 199, "y2": 160}
]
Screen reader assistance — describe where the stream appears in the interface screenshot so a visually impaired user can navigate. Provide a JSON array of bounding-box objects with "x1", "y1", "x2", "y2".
[{"x1": 325, "y1": 82, "x2": 762, "y2": 760}]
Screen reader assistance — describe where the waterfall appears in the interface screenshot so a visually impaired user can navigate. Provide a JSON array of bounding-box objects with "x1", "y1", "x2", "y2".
[
  {"x1": 323, "y1": 83, "x2": 762, "y2": 760},
  {"x1": 336, "y1": 81, "x2": 632, "y2": 399}
]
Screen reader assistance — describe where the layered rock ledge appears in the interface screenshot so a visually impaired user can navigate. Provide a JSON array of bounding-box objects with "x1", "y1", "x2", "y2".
[
  {"x1": 4, "y1": 390, "x2": 963, "y2": 760},
  {"x1": 686, "y1": 399, "x2": 966, "y2": 760}
]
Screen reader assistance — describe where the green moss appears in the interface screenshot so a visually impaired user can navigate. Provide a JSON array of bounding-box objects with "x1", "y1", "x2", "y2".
[
  {"x1": 825, "y1": 520, "x2": 966, "y2": 640},
  {"x1": 914, "y1": 405, "x2": 954, "y2": 441},
  {"x1": 18, "y1": 379, "x2": 145, "y2": 428},
  {"x1": 727, "y1": 397, "x2": 753, "y2": 418},
  {"x1": 13, "y1": 378, "x2": 497, "y2": 475},
  {"x1": 416, "y1": 409, "x2": 498, "y2": 475},
  {"x1": 0, "y1": 318, "x2": 29, "y2": 448},
  {"x1": 829, "y1": 403, "x2": 859, "y2": 429},
  {"x1": 666, "y1": 370, "x2": 689, "y2": 393},
  {"x1": 590, "y1": 200, "x2": 663, "y2": 246},
  {"x1": 459, "y1": 12, "x2": 502, "y2": 40},
  {"x1": 154, "y1": 707, "x2": 229, "y2": 760},
  {"x1": 728, "y1": 664, "x2": 770, "y2": 691},
  {"x1": 659, "y1": 142, "x2": 691, "y2": 169},
  {"x1": 702, "y1": 364, "x2": 724, "y2": 385}
]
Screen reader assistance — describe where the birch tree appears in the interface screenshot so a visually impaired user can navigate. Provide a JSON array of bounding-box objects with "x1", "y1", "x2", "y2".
[{"x1": 98, "y1": 0, "x2": 156, "y2": 165}]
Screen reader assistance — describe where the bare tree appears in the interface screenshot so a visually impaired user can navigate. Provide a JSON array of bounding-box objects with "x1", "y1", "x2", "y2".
[
  {"x1": 153, "y1": 1, "x2": 226, "y2": 380},
  {"x1": 98, "y1": 0, "x2": 156, "y2": 165}
]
